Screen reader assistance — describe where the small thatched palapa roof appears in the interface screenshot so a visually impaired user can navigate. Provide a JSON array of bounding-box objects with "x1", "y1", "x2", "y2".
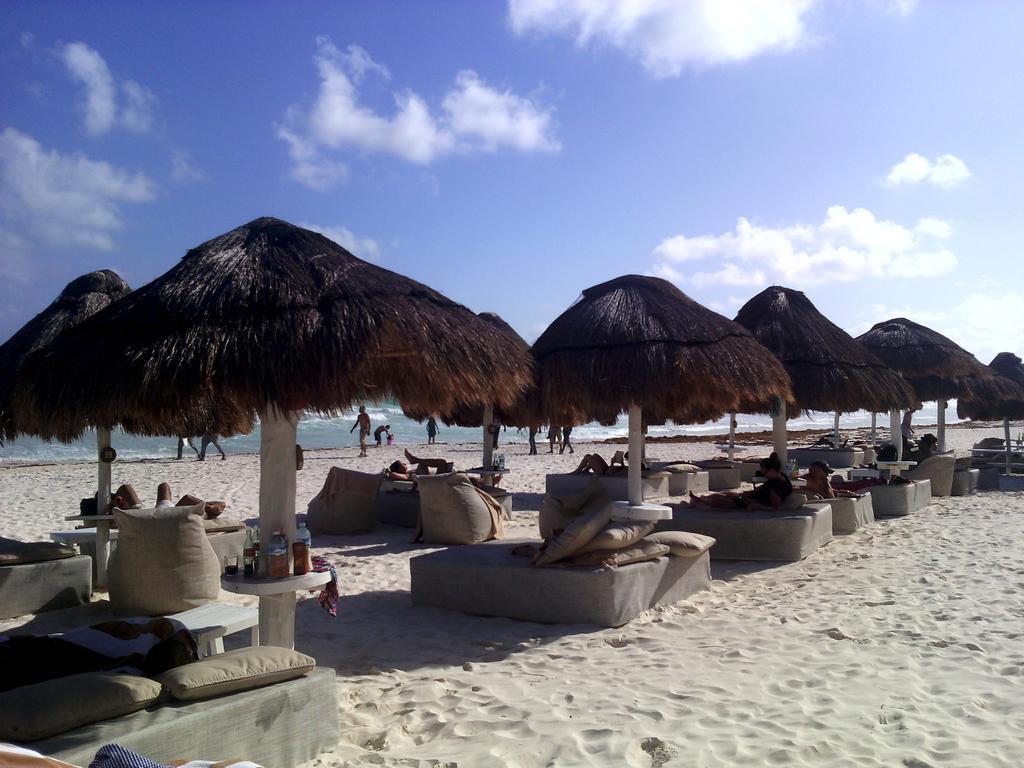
[
  {"x1": 734, "y1": 286, "x2": 915, "y2": 415},
  {"x1": 0, "y1": 270, "x2": 131, "y2": 442},
  {"x1": 403, "y1": 312, "x2": 541, "y2": 429},
  {"x1": 957, "y1": 353, "x2": 1024, "y2": 421},
  {"x1": 531, "y1": 275, "x2": 792, "y2": 426},
  {"x1": 856, "y1": 317, "x2": 992, "y2": 402},
  {"x1": 17, "y1": 218, "x2": 534, "y2": 440}
]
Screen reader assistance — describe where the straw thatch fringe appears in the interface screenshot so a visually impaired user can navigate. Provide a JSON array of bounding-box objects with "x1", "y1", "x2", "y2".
[
  {"x1": 734, "y1": 286, "x2": 915, "y2": 415},
  {"x1": 531, "y1": 275, "x2": 792, "y2": 425},
  {"x1": 957, "y1": 353, "x2": 1024, "y2": 421},
  {"x1": 856, "y1": 317, "x2": 992, "y2": 402},
  {"x1": 1, "y1": 270, "x2": 131, "y2": 442},
  {"x1": 15, "y1": 218, "x2": 533, "y2": 441}
]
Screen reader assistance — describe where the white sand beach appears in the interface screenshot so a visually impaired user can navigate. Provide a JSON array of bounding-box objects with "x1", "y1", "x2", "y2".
[{"x1": 2, "y1": 424, "x2": 1022, "y2": 767}]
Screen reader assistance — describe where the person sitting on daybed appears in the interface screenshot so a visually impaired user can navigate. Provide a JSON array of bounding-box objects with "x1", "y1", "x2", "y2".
[
  {"x1": 571, "y1": 450, "x2": 627, "y2": 475},
  {"x1": 909, "y1": 433, "x2": 939, "y2": 463},
  {"x1": 803, "y1": 460, "x2": 859, "y2": 500},
  {"x1": 689, "y1": 454, "x2": 793, "y2": 510},
  {"x1": 113, "y1": 483, "x2": 226, "y2": 517}
]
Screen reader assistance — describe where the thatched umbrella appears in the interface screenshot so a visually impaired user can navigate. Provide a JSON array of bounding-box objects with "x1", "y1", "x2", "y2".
[
  {"x1": 857, "y1": 317, "x2": 993, "y2": 451},
  {"x1": 404, "y1": 311, "x2": 542, "y2": 462},
  {"x1": 532, "y1": 275, "x2": 791, "y2": 518},
  {"x1": 18, "y1": 217, "x2": 532, "y2": 647},
  {"x1": 957, "y1": 353, "x2": 1024, "y2": 474},
  {"x1": 734, "y1": 286, "x2": 915, "y2": 462}
]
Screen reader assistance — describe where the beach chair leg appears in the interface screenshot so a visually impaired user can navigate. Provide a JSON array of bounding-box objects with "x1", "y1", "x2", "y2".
[
  {"x1": 250, "y1": 624, "x2": 260, "y2": 647},
  {"x1": 211, "y1": 637, "x2": 225, "y2": 655}
]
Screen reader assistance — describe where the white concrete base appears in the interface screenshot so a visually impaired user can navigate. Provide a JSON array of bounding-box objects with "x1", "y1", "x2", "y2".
[{"x1": 611, "y1": 501, "x2": 673, "y2": 522}]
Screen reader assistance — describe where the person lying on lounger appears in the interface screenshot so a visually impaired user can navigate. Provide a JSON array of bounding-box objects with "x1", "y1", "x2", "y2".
[
  {"x1": 803, "y1": 461, "x2": 858, "y2": 500},
  {"x1": 113, "y1": 483, "x2": 225, "y2": 517},
  {"x1": 689, "y1": 454, "x2": 793, "y2": 510},
  {"x1": 571, "y1": 450, "x2": 628, "y2": 475},
  {"x1": 384, "y1": 448, "x2": 455, "y2": 481}
]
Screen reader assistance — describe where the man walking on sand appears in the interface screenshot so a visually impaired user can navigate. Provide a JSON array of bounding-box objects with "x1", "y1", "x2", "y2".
[{"x1": 351, "y1": 405, "x2": 371, "y2": 457}]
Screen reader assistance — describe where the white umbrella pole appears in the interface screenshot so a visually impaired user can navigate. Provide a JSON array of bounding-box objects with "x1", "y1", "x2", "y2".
[
  {"x1": 772, "y1": 397, "x2": 787, "y2": 465},
  {"x1": 1005, "y1": 417, "x2": 1013, "y2": 476},
  {"x1": 833, "y1": 412, "x2": 841, "y2": 447},
  {"x1": 627, "y1": 402, "x2": 643, "y2": 506},
  {"x1": 258, "y1": 406, "x2": 300, "y2": 648},
  {"x1": 482, "y1": 404, "x2": 494, "y2": 469},
  {"x1": 728, "y1": 413, "x2": 736, "y2": 461},
  {"x1": 937, "y1": 399, "x2": 947, "y2": 452},
  {"x1": 890, "y1": 409, "x2": 902, "y2": 461},
  {"x1": 870, "y1": 413, "x2": 877, "y2": 447}
]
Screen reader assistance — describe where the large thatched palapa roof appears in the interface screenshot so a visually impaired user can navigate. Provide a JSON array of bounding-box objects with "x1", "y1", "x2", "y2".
[
  {"x1": 957, "y1": 353, "x2": 1024, "y2": 421},
  {"x1": 531, "y1": 275, "x2": 792, "y2": 426},
  {"x1": 16, "y1": 218, "x2": 533, "y2": 439},
  {"x1": 0, "y1": 270, "x2": 131, "y2": 442},
  {"x1": 734, "y1": 286, "x2": 915, "y2": 415},
  {"x1": 856, "y1": 317, "x2": 992, "y2": 401},
  {"x1": 404, "y1": 312, "x2": 541, "y2": 428}
]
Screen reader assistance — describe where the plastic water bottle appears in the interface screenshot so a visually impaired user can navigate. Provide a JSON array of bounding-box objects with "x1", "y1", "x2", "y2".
[
  {"x1": 293, "y1": 523, "x2": 312, "y2": 576},
  {"x1": 268, "y1": 530, "x2": 289, "y2": 578}
]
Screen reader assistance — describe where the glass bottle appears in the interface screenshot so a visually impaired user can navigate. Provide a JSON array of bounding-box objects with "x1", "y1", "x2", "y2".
[{"x1": 293, "y1": 523, "x2": 311, "y2": 576}]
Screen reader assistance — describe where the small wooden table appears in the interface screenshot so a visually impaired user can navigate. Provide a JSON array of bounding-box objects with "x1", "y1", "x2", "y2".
[
  {"x1": 64, "y1": 514, "x2": 116, "y2": 590},
  {"x1": 170, "y1": 603, "x2": 260, "y2": 657},
  {"x1": 221, "y1": 571, "x2": 332, "y2": 649},
  {"x1": 465, "y1": 467, "x2": 512, "y2": 487}
]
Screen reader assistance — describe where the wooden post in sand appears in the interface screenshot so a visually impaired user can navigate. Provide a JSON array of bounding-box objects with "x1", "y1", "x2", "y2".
[
  {"x1": 890, "y1": 409, "x2": 902, "y2": 461},
  {"x1": 937, "y1": 399, "x2": 947, "y2": 453},
  {"x1": 627, "y1": 402, "x2": 643, "y2": 507},
  {"x1": 481, "y1": 404, "x2": 494, "y2": 470},
  {"x1": 258, "y1": 406, "x2": 300, "y2": 648},
  {"x1": 772, "y1": 397, "x2": 787, "y2": 465},
  {"x1": 727, "y1": 413, "x2": 736, "y2": 461},
  {"x1": 833, "y1": 412, "x2": 841, "y2": 448}
]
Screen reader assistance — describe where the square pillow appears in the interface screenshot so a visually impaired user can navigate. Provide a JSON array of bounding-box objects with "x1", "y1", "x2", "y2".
[
  {"x1": 644, "y1": 530, "x2": 716, "y2": 557},
  {"x1": 780, "y1": 492, "x2": 808, "y2": 511},
  {"x1": 156, "y1": 647, "x2": 315, "y2": 701},
  {"x1": 108, "y1": 504, "x2": 220, "y2": 616},
  {"x1": 534, "y1": 495, "x2": 613, "y2": 566},
  {"x1": 0, "y1": 672, "x2": 161, "y2": 741},
  {"x1": 567, "y1": 540, "x2": 670, "y2": 568},
  {"x1": 575, "y1": 521, "x2": 654, "y2": 554},
  {"x1": 0, "y1": 538, "x2": 76, "y2": 566},
  {"x1": 538, "y1": 481, "x2": 607, "y2": 539},
  {"x1": 416, "y1": 472, "x2": 503, "y2": 545}
]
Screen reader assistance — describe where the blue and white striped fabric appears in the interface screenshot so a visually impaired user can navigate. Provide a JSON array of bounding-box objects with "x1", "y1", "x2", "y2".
[{"x1": 88, "y1": 744, "x2": 263, "y2": 768}]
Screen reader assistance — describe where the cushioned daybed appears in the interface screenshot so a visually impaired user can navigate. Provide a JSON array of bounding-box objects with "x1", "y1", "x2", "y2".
[
  {"x1": 410, "y1": 538, "x2": 710, "y2": 627},
  {"x1": 656, "y1": 503, "x2": 833, "y2": 561},
  {"x1": 0, "y1": 540, "x2": 92, "y2": 619},
  {"x1": 868, "y1": 479, "x2": 932, "y2": 516},
  {"x1": 787, "y1": 447, "x2": 865, "y2": 469},
  {"x1": 545, "y1": 471, "x2": 671, "y2": 500},
  {"x1": 806, "y1": 494, "x2": 874, "y2": 535},
  {"x1": 693, "y1": 461, "x2": 741, "y2": 490}
]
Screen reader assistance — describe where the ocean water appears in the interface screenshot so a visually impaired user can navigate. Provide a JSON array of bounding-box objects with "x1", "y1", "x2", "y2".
[{"x1": 0, "y1": 401, "x2": 962, "y2": 465}]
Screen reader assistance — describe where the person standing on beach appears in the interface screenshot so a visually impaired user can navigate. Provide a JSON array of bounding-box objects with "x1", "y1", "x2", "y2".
[
  {"x1": 176, "y1": 436, "x2": 198, "y2": 460},
  {"x1": 426, "y1": 417, "x2": 438, "y2": 444},
  {"x1": 198, "y1": 433, "x2": 226, "y2": 461},
  {"x1": 547, "y1": 425, "x2": 559, "y2": 454},
  {"x1": 351, "y1": 405, "x2": 370, "y2": 457},
  {"x1": 374, "y1": 424, "x2": 390, "y2": 448},
  {"x1": 528, "y1": 426, "x2": 539, "y2": 455},
  {"x1": 560, "y1": 425, "x2": 574, "y2": 454}
]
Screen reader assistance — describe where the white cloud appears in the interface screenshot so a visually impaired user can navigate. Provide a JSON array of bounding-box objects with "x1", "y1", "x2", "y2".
[
  {"x1": 170, "y1": 148, "x2": 208, "y2": 183},
  {"x1": 508, "y1": 0, "x2": 817, "y2": 76},
  {"x1": 651, "y1": 206, "x2": 956, "y2": 289},
  {"x1": 300, "y1": 221, "x2": 382, "y2": 262},
  {"x1": 0, "y1": 127, "x2": 156, "y2": 252},
  {"x1": 278, "y1": 37, "x2": 559, "y2": 189},
  {"x1": 886, "y1": 153, "x2": 970, "y2": 189},
  {"x1": 862, "y1": 288, "x2": 1024, "y2": 364},
  {"x1": 60, "y1": 42, "x2": 156, "y2": 135}
]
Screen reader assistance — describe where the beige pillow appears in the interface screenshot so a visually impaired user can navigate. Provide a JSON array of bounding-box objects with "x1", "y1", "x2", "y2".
[
  {"x1": 535, "y1": 496, "x2": 613, "y2": 566},
  {"x1": 0, "y1": 672, "x2": 161, "y2": 741},
  {"x1": 576, "y1": 521, "x2": 654, "y2": 554},
  {"x1": 0, "y1": 538, "x2": 75, "y2": 566},
  {"x1": 108, "y1": 504, "x2": 220, "y2": 616},
  {"x1": 157, "y1": 647, "x2": 315, "y2": 701},
  {"x1": 538, "y1": 481, "x2": 607, "y2": 539},
  {"x1": 780, "y1": 492, "x2": 808, "y2": 510},
  {"x1": 416, "y1": 472, "x2": 502, "y2": 545},
  {"x1": 568, "y1": 540, "x2": 670, "y2": 567},
  {"x1": 662, "y1": 463, "x2": 700, "y2": 474},
  {"x1": 644, "y1": 530, "x2": 716, "y2": 557}
]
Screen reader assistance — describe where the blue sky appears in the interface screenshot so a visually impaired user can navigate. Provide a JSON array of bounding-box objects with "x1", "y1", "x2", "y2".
[{"x1": 2, "y1": 0, "x2": 1022, "y2": 363}]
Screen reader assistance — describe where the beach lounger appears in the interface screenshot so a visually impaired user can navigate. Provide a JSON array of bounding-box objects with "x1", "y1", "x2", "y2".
[
  {"x1": 655, "y1": 502, "x2": 833, "y2": 561},
  {"x1": 867, "y1": 479, "x2": 932, "y2": 516},
  {"x1": 787, "y1": 447, "x2": 865, "y2": 468},
  {"x1": 409, "y1": 538, "x2": 710, "y2": 627},
  {"x1": 805, "y1": 494, "x2": 874, "y2": 534},
  {"x1": 692, "y1": 460, "x2": 742, "y2": 490},
  {"x1": 545, "y1": 471, "x2": 672, "y2": 501},
  {"x1": 0, "y1": 540, "x2": 92, "y2": 619}
]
